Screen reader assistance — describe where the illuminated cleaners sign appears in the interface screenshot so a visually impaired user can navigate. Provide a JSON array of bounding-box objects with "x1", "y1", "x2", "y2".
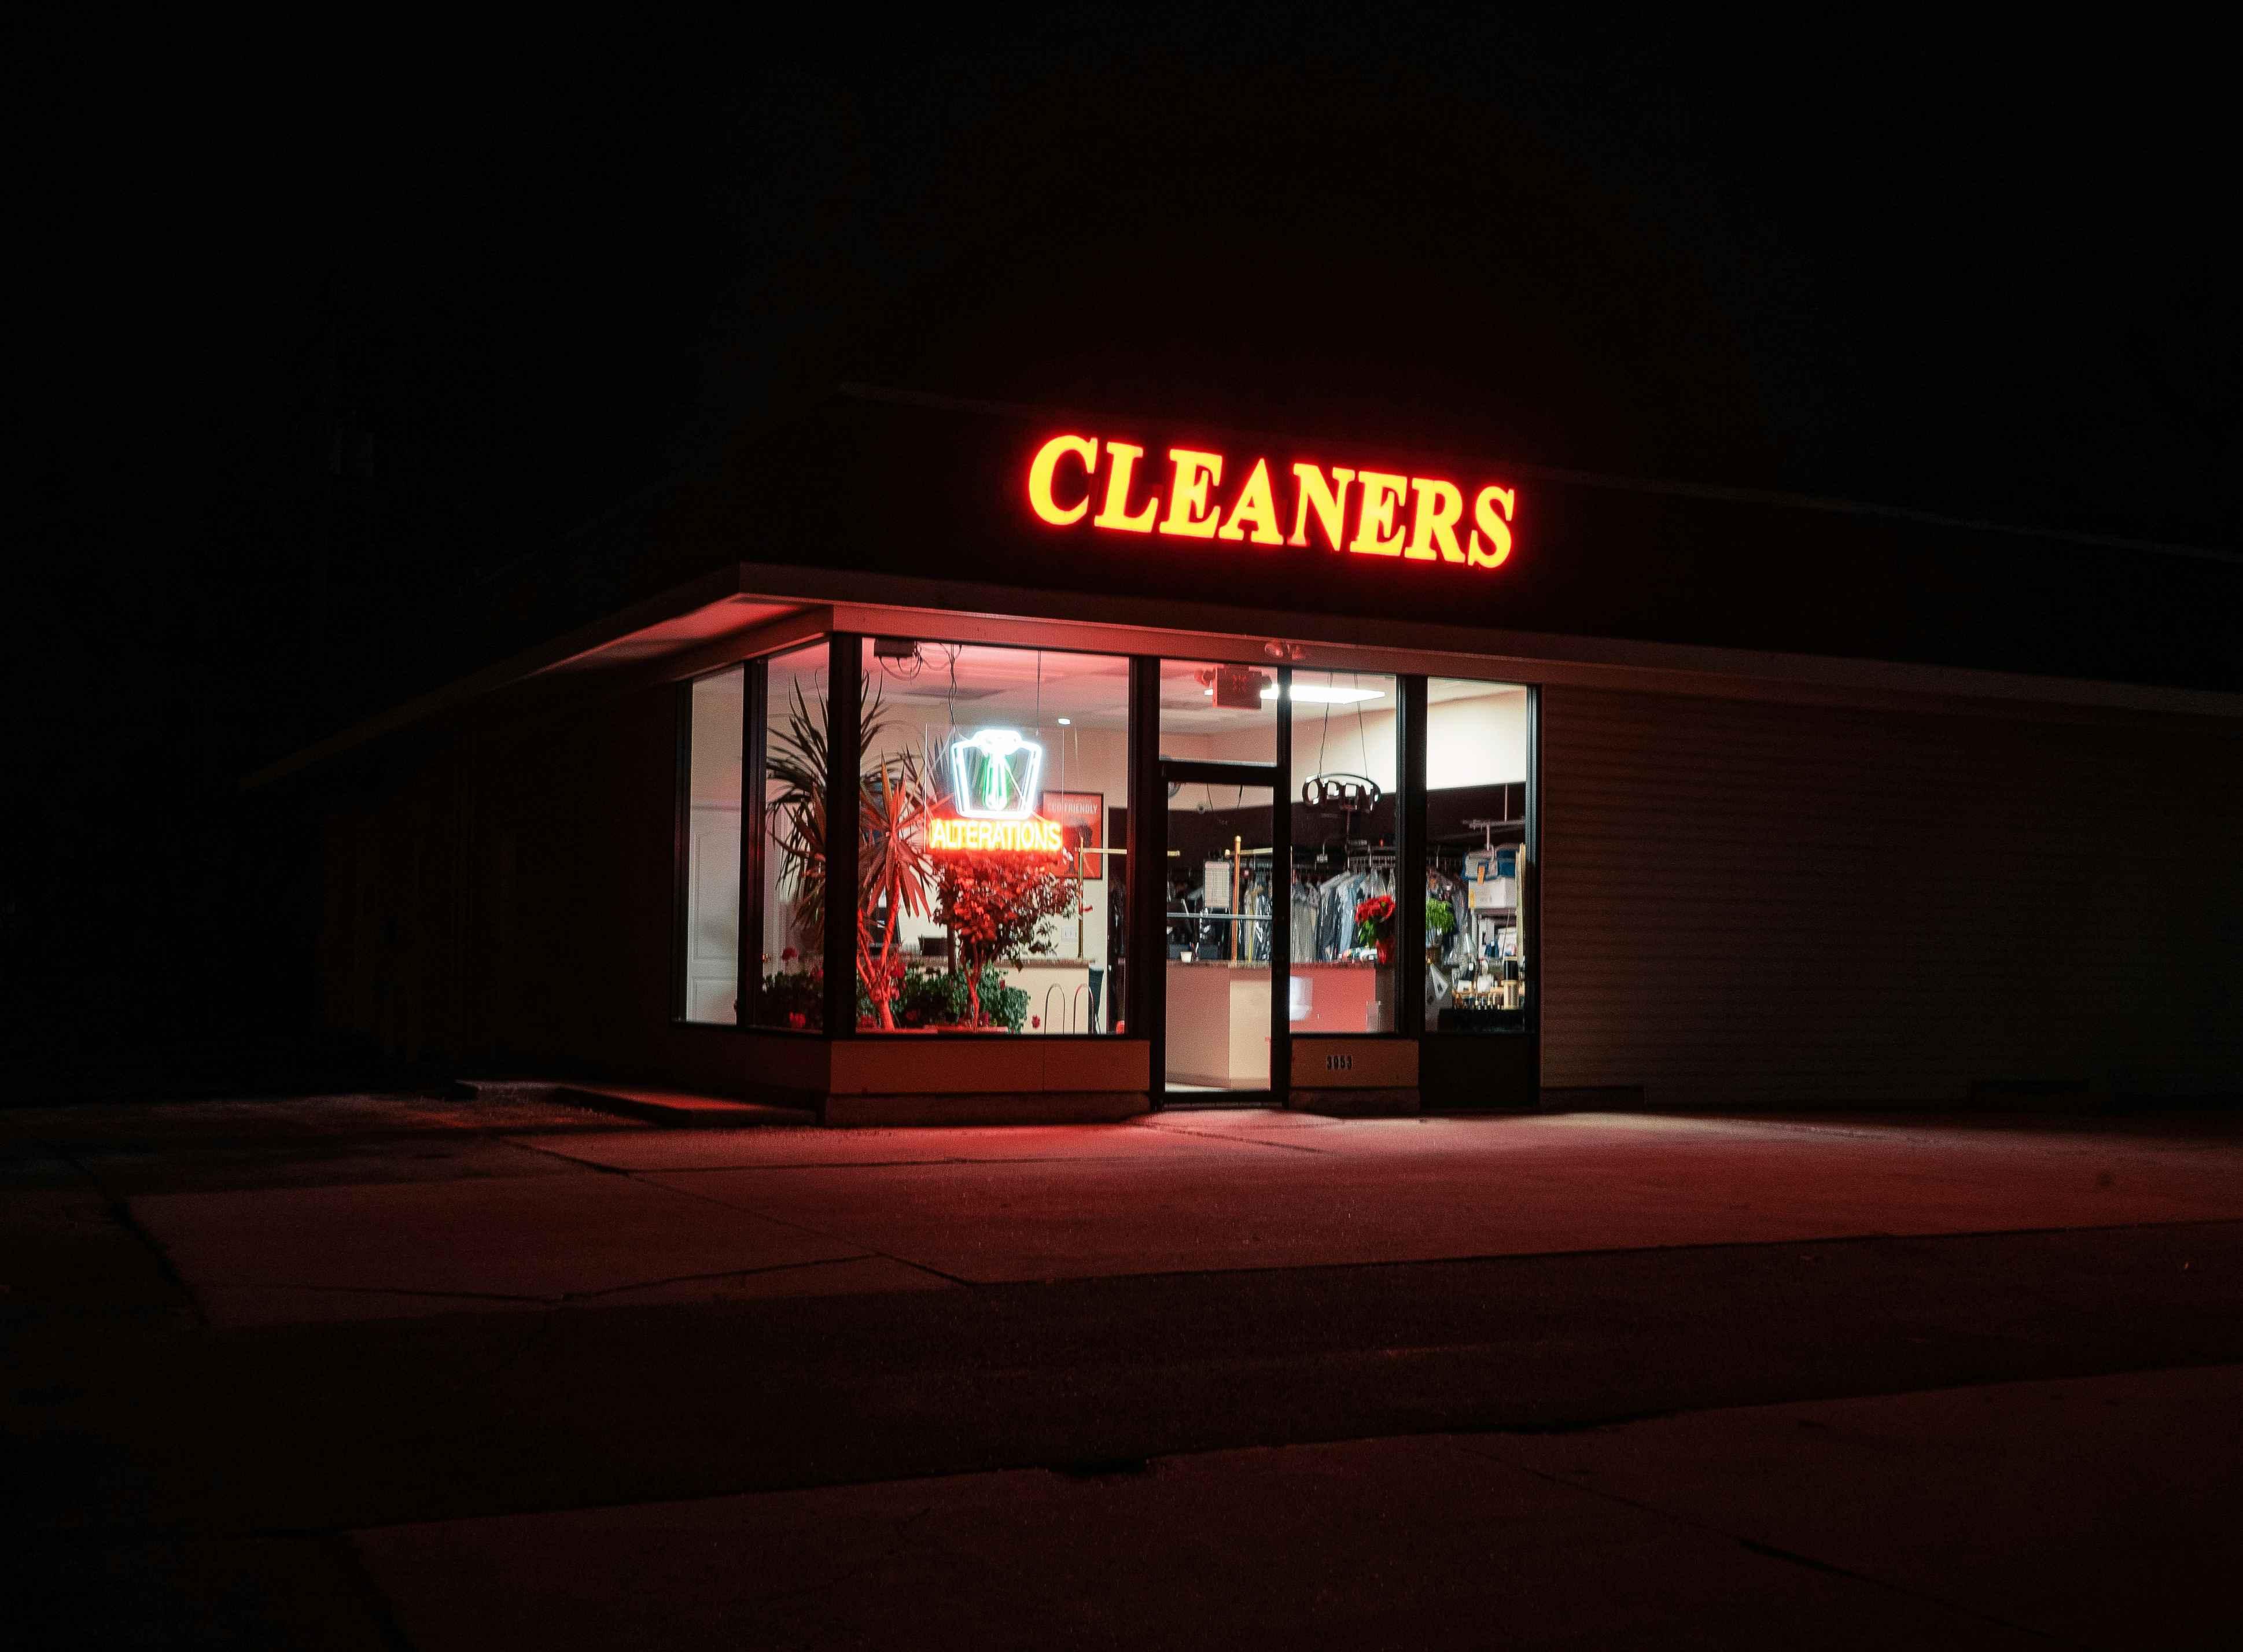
[{"x1": 1026, "y1": 433, "x2": 1516, "y2": 569}]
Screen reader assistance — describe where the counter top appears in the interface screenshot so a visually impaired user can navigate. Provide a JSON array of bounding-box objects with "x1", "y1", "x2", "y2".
[{"x1": 1167, "y1": 959, "x2": 1388, "y2": 970}]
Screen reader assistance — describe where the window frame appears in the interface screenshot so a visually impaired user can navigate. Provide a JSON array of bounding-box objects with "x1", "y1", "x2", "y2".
[
  {"x1": 672, "y1": 646, "x2": 826, "y2": 1035},
  {"x1": 756, "y1": 637, "x2": 835, "y2": 1038},
  {"x1": 1285, "y1": 667, "x2": 1415, "y2": 1043},
  {"x1": 1417, "y1": 676, "x2": 1539, "y2": 1040},
  {"x1": 845, "y1": 630, "x2": 1144, "y2": 1041},
  {"x1": 672, "y1": 633, "x2": 1539, "y2": 1054},
  {"x1": 671, "y1": 661, "x2": 751, "y2": 1029}
]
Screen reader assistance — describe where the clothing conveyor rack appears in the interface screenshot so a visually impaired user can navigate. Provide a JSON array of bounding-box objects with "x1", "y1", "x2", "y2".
[{"x1": 1299, "y1": 843, "x2": 1393, "y2": 963}]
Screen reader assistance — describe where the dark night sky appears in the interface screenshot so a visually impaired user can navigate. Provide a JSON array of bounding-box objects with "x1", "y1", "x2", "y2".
[
  {"x1": 9, "y1": 12, "x2": 2239, "y2": 1057},
  {"x1": 25, "y1": 17, "x2": 2238, "y2": 679}
]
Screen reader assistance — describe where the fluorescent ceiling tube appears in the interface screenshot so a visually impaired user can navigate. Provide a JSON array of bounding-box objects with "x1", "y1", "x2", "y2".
[
  {"x1": 1284, "y1": 684, "x2": 1384, "y2": 703},
  {"x1": 1200, "y1": 685, "x2": 1386, "y2": 703}
]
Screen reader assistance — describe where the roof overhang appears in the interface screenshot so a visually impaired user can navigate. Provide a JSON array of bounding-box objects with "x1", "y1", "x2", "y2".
[
  {"x1": 244, "y1": 567, "x2": 813, "y2": 788},
  {"x1": 250, "y1": 554, "x2": 2243, "y2": 792}
]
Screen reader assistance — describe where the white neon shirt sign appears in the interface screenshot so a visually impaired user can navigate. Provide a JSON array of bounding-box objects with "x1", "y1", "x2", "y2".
[{"x1": 946, "y1": 728, "x2": 1044, "y2": 819}]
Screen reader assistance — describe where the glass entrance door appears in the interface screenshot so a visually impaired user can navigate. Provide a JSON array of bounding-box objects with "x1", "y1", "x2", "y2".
[{"x1": 1161, "y1": 770, "x2": 1277, "y2": 1096}]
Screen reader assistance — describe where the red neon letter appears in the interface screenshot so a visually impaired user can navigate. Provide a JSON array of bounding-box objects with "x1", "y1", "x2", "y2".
[
  {"x1": 1093, "y1": 443, "x2": 1159, "y2": 532},
  {"x1": 1468, "y1": 485, "x2": 1515, "y2": 568},
  {"x1": 1161, "y1": 448, "x2": 1225, "y2": 538},
  {"x1": 1218, "y1": 458, "x2": 1284, "y2": 544},
  {"x1": 1350, "y1": 471, "x2": 1408, "y2": 556},
  {"x1": 1406, "y1": 477, "x2": 1466, "y2": 563},
  {"x1": 1027, "y1": 434, "x2": 1098, "y2": 525},
  {"x1": 1288, "y1": 463, "x2": 1357, "y2": 550}
]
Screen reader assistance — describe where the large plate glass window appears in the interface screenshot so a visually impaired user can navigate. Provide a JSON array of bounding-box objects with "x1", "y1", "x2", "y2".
[
  {"x1": 752, "y1": 644, "x2": 831, "y2": 1028},
  {"x1": 1158, "y1": 658, "x2": 1277, "y2": 761},
  {"x1": 1163, "y1": 779, "x2": 1274, "y2": 1090},
  {"x1": 679, "y1": 666, "x2": 745, "y2": 1024},
  {"x1": 1285, "y1": 669, "x2": 1400, "y2": 1034},
  {"x1": 1423, "y1": 677, "x2": 1530, "y2": 1031},
  {"x1": 853, "y1": 639, "x2": 1130, "y2": 1035}
]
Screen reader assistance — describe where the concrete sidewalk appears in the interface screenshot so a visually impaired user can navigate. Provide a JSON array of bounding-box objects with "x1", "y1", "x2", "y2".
[
  {"x1": 6, "y1": 1096, "x2": 2242, "y2": 1646},
  {"x1": 48, "y1": 1105, "x2": 2243, "y2": 1326},
  {"x1": 355, "y1": 1363, "x2": 2243, "y2": 1650}
]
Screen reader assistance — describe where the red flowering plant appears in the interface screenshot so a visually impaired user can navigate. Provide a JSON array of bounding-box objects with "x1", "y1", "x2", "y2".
[
  {"x1": 1351, "y1": 893, "x2": 1397, "y2": 949},
  {"x1": 759, "y1": 963, "x2": 823, "y2": 1029},
  {"x1": 934, "y1": 852, "x2": 1086, "y2": 1027}
]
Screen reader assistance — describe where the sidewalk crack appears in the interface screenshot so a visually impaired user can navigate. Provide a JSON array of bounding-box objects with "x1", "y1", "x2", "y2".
[
  {"x1": 1448, "y1": 1435, "x2": 2080, "y2": 1646},
  {"x1": 623, "y1": 1171, "x2": 977, "y2": 1288}
]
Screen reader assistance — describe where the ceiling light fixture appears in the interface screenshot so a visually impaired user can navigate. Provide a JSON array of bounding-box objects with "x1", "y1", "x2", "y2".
[{"x1": 1202, "y1": 685, "x2": 1386, "y2": 704}]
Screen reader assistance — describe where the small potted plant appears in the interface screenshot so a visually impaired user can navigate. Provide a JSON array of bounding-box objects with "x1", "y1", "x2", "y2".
[
  {"x1": 1353, "y1": 893, "x2": 1397, "y2": 965},
  {"x1": 1425, "y1": 897, "x2": 1456, "y2": 964},
  {"x1": 761, "y1": 959, "x2": 823, "y2": 1030},
  {"x1": 934, "y1": 851, "x2": 1085, "y2": 1028}
]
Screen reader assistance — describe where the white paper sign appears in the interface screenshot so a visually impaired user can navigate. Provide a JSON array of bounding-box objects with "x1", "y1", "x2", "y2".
[{"x1": 1203, "y1": 859, "x2": 1233, "y2": 911}]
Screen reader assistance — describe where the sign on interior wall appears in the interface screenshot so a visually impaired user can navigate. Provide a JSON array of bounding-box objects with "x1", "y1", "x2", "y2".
[
  {"x1": 1039, "y1": 791, "x2": 1105, "y2": 880},
  {"x1": 1026, "y1": 433, "x2": 1517, "y2": 569}
]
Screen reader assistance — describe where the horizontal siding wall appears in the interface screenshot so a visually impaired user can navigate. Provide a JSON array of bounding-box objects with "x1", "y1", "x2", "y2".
[
  {"x1": 1541, "y1": 687, "x2": 2243, "y2": 1106},
  {"x1": 313, "y1": 681, "x2": 752, "y2": 1095}
]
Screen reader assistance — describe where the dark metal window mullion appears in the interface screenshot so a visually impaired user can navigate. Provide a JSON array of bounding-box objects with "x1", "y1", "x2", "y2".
[
  {"x1": 672, "y1": 682, "x2": 693, "y2": 1022},
  {"x1": 1126, "y1": 658, "x2": 1164, "y2": 1104},
  {"x1": 1158, "y1": 758, "x2": 1279, "y2": 786},
  {"x1": 1398, "y1": 676, "x2": 1430, "y2": 1046},
  {"x1": 1269, "y1": 666, "x2": 1292, "y2": 1102},
  {"x1": 1524, "y1": 684, "x2": 1542, "y2": 1042},
  {"x1": 738, "y1": 659, "x2": 768, "y2": 1028},
  {"x1": 822, "y1": 634, "x2": 861, "y2": 1039}
]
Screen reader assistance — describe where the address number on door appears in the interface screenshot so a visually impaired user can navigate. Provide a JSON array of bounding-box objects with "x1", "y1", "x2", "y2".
[{"x1": 1325, "y1": 1053, "x2": 1354, "y2": 1072}]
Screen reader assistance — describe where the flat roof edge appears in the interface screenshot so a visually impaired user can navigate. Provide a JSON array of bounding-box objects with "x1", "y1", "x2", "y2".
[
  {"x1": 244, "y1": 555, "x2": 2243, "y2": 794},
  {"x1": 241, "y1": 566, "x2": 751, "y2": 790},
  {"x1": 738, "y1": 560, "x2": 2243, "y2": 723}
]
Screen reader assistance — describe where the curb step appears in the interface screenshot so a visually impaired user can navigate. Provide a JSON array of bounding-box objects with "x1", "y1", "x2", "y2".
[
  {"x1": 554, "y1": 1084, "x2": 819, "y2": 1129},
  {"x1": 447, "y1": 1078, "x2": 567, "y2": 1104}
]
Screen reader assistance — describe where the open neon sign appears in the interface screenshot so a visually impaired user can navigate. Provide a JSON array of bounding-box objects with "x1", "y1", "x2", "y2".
[{"x1": 1027, "y1": 433, "x2": 1516, "y2": 569}]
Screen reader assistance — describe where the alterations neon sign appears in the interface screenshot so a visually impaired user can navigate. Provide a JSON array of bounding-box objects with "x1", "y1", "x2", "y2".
[
  {"x1": 1027, "y1": 433, "x2": 1516, "y2": 569},
  {"x1": 931, "y1": 728, "x2": 1065, "y2": 854},
  {"x1": 928, "y1": 815, "x2": 1065, "y2": 854}
]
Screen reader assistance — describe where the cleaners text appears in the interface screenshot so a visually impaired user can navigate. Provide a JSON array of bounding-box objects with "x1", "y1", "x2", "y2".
[{"x1": 1026, "y1": 433, "x2": 1515, "y2": 569}]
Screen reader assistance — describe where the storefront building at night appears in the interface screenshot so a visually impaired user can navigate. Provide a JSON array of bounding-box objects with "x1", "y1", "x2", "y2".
[{"x1": 266, "y1": 390, "x2": 2243, "y2": 1123}]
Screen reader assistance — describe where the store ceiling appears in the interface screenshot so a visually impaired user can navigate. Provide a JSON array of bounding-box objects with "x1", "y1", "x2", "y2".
[{"x1": 765, "y1": 643, "x2": 1527, "y2": 738}]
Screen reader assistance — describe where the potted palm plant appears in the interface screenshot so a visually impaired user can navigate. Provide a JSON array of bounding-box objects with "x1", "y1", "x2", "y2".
[
  {"x1": 765, "y1": 677, "x2": 938, "y2": 1031},
  {"x1": 853, "y1": 748, "x2": 937, "y2": 1029}
]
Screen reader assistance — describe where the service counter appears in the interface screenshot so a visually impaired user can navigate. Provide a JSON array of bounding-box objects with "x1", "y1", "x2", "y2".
[
  {"x1": 1288, "y1": 960, "x2": 1394, "y2": 1035},
  {"x1": 1164, "y1": 960, "x2": 1269, "y2": 1087},
  {"x1": 1164, "y1": 959, "x2": 1396, "y2": 1086}
]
